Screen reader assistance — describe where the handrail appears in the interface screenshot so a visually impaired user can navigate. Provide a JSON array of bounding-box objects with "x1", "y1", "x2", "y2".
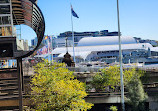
[{"x1": 12, "y1": 0, "x2": 45, "y2": 58}]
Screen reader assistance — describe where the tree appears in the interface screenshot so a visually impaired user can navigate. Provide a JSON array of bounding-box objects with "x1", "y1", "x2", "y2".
[
  {"x1": 109, "y1": 105, "x2": 118, "y2": 111},
  {"x1": 126, "y1": 78, "x2": 148, "y2": 111},
  {"x1": 91, "y1": 66, "x2": 144, "y2": 91},
  {"x1": 30, "y1": 60, "x2": 93, "y2": 111},
  {"x1": 91, "y1": 66, "x2": 147, "y2": 110}
]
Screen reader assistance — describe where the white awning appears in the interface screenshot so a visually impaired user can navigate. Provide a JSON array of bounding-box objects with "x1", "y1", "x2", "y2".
[
  {"x1": 150, "y1": 47, "x2": 158, "y2": 52},
  {"x1": 58, "y1": 51, "x2": 92, "y2": 60},
  {"x1": 51, "y1": 43, "x2": 152, "y2": 55}
]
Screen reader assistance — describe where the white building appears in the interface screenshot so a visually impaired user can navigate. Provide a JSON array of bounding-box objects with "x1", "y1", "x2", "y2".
[{"x1": 51, "y1": 36, "x2": 158, "y2": 63}]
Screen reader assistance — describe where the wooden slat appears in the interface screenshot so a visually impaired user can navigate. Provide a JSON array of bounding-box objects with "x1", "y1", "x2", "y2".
[
  {"x1": 12, "y1": 8, "x2": 23, "y2": 11},
  {"x1": 13, "y1": 14, "x2": 23, "y2": 16},
  {"x1": 12, "y1": 11, "x2": 23, "y2": 14},
  {"x1": 11, "y1": 0, "x2": 22, "y2": 4},
  {"x1": 12, "y1": 4, "x2": 22, "y2": 7}
]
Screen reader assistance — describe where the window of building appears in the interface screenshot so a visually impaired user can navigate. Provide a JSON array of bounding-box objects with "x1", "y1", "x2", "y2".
[
  {"x1": 0, "y1": 5, "x2": 10, "y2": 14},
  {"x1": 0, "y1": 26, "x2": 12, "y2": 36},
  {"x1": 0, "y1": 0, "x2": 9, "y2": 4},
  {"x1": 0, "y1": 16, "x2": 11, "y2": 25}
]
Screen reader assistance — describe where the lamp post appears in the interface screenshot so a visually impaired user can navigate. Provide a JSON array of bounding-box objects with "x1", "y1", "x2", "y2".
[
  {"x1": 116, "y1": 0, "x2": 125, "y2": 111},
  {"x1": 65, "y1": 37, "x2": 68, "y2": 53}
]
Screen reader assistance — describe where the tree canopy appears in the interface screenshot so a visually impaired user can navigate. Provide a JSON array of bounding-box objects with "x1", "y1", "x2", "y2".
[
  {"x1": 90, "y1": 65, "x2": 148, "y2": 110},
  {"x1": 91, "y1": 66, "x2": 144, "y2": 91},
  {"x1": 126, "y1": 77, "x2": 148, "y2": 111},
  {"x1": 30, "y1": 61, "x2": 93, "y2": 111}
]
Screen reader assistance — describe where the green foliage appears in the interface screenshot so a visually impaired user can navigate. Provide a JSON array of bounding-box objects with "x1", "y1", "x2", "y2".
[
  {"x1": 90, "y1": 72, "x2": 107, "y2": 91},
  {"x1": 23, "y1": 106, "x2": 35, "y2": 111},
  {"x1": 126, "y1": 78, "x2": 148, "y2": 111},
  {"x1": 91, "y1": 66, "x2": 144, "y2": 91},
  {"x1": 30, "y1": 60, "x2": 93, "y2": 111},
  {"x1": 109, "y1": 105, "x2": 118, "y2": 111},
  {"x1": 141, "y1": 71, "x2": 149, "y2": 84},
  {"x1": 91, "y1": 66, "x2": 147, "y2": 110}
]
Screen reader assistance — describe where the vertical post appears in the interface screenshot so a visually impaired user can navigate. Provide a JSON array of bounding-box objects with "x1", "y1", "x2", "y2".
[
  {"x1": 47, "y1": 37, "x2": 50, "y2": 62},
  {"x1": 20, "y1": 25, "x2": 22, "y2": 40},
  {"x1": 51, "y1": 36, "x2": 53, "y2": 63},
  {"x1": 65, "y1": 37, "x2": 68, "y2": 53},
  {"x1": 116, "y1": 0, "x2": 125, "y2": 111},
  {"x1": 71, "y1": 8, "x2": 76, "y2": 63},
  {"x1": 17, "y1": 58, "x2": 23, "y2": 111},
  {"x1": 9, "y1": 0, "x2": 14, "y2": 36},
  {"x1": 20, "y1": 58, "x2": 24, "y2": 91}
]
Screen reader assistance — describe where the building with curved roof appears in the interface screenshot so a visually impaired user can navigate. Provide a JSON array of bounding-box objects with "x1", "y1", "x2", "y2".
[
  {"x1": 49, "y1": 36, "x2": 158, "y2": 64},
  {"x1": 52, "y1": 43, "x2": 152, "y2": 55},
  {"x1": 77, "y1": 36, "x2": 137, "y2": 46}
]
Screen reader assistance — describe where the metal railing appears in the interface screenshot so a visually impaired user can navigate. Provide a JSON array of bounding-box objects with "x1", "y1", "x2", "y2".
[{"x1": 21, "y1": 63, "x2": 158, "y2": 76}]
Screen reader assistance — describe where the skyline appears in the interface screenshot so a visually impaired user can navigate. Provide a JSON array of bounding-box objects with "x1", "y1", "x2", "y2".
[{"x1": 20, "y1": 0, "x2": 158, "y2": 45}]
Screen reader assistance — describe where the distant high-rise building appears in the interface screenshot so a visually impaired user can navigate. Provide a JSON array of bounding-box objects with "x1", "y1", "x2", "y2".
[
  {"x1": 31, "y1": 30, "x2": 119, "y2": 49},
  {"x1": 57, "y1": 30, "x2": 119, "y2": 43},
  {"x1": 134, "y1": 37, "x2": 158, "y2": 46}
]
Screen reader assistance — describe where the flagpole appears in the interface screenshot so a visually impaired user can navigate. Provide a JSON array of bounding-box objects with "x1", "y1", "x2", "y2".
[
  {"x1": 47, "y1": 36, "x2": 50, "y2": 62},
  {"x1": 117, "y1": 0, "x2": 125, "y2": 111},
  {"x1": 71, "y1": 4, "x2": 76, "y2": 63},
  {"x1": 51, "y1": 36, "x2": 53, "y2": 63}
]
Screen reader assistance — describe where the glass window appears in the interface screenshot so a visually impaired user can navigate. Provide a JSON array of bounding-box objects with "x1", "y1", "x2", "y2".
[
  {"x1": 0, "y1": 26, "x2": 12, "y2": 36},
  {"x1": 0, "y1": 16, "x2": 11, "y2": 25},
  {"x1": 0, "y1": 27, "x2": 2, "y2": 36},
  {"x1": 0, "y1": 0, "x2": 10, "y2": 4},
  {"x1": 0, "y1": 5, "x2": 10, "y2": 14}
]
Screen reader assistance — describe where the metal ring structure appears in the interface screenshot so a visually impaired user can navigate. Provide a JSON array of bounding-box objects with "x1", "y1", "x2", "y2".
[{"x1": 12, "y1": 0, "x2": 45, "y2": 58}]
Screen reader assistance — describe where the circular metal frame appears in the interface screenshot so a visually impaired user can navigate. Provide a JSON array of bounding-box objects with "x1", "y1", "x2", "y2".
[{"x1": 12, "y1": 0, "x2": 45, "y2": 58}]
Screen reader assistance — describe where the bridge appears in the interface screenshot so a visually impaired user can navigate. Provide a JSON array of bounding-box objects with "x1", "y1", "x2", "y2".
[{"x1": 0, "y1": 64, "x2": 157, "y2": 110}]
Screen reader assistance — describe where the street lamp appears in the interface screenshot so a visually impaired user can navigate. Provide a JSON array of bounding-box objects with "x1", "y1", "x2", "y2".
[{"x1": 116, "y1": 0, "x2": 125, "y2": 111}]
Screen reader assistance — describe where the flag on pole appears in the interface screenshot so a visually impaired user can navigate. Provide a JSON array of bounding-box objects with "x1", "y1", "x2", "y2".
[
  {"x1": 44, "y1": 35, "x2": 48, "y2": 40},
  {"x1": 71, "y1": 5, "x2": 79, "y2": 18}
]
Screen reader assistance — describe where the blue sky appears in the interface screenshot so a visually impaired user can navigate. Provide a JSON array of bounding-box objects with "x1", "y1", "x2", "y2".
[{"x1": 21, "y1": 0, "x2": 158, "y2": 45}]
